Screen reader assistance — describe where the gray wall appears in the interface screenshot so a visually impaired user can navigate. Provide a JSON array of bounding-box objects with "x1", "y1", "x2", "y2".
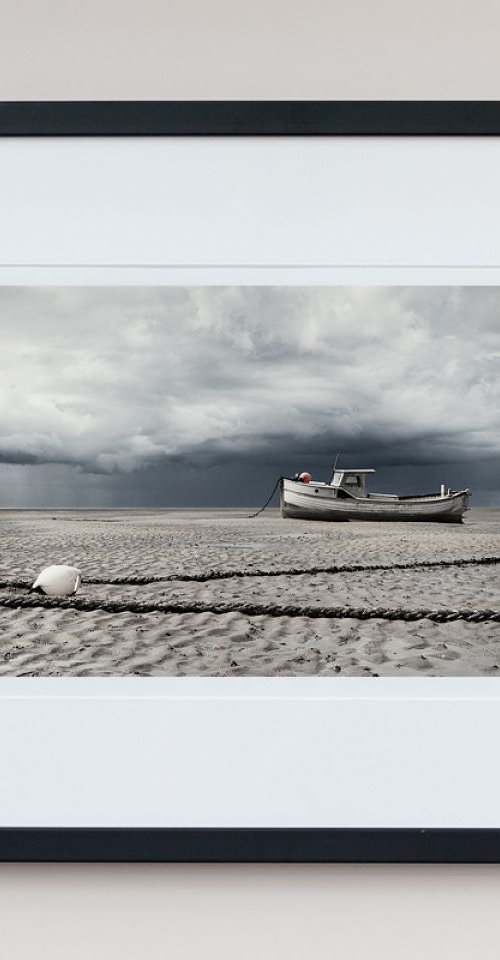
[{"x1": 1, "y1": 0, "x2": 499, "y2": 100}]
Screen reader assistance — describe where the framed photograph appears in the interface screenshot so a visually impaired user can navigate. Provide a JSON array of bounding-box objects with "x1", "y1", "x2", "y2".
[{"x1": 1, "y1": 102, "x2": 500, "y2": 862}]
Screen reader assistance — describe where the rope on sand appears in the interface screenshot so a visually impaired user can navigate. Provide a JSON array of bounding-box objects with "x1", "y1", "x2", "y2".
[
  {"x1": 0, "y1": 593, "x2": 499, "y2": 623},
  {"x1": 247, "y1": 476, "x2": 283, "y2": 518},
  {"x1": 1, "y1": 554, "x2": 500, "y2": 591},
  {"x1": 90, "y1": 553, "x2": 500, "y2": 583}
]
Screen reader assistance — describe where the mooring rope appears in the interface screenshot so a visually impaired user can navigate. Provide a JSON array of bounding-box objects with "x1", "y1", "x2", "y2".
[
  {"x1": 0, "y1": 593, "x2": 498, "y2": 622},
  {"x1": 0, "y1": 554, "x2": 499, "y2": 591},
  {"x1": 247, "y1": 476, "x2": 283, "y2": 518}
]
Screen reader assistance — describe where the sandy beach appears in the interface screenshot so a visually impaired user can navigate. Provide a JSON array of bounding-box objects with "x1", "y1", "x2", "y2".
[{"x1": 0, "y1": 507, "x2": 499, "y2": 677}]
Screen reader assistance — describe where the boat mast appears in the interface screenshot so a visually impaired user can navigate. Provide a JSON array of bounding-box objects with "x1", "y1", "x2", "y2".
[{"x1": 329, "y1": 451, "x2": 341, "y2": 485}]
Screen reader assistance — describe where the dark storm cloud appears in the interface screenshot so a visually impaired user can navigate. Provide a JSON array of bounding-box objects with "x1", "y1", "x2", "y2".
[{"x1": 0, "y1": 285, "x2": 499, "y2": 505}]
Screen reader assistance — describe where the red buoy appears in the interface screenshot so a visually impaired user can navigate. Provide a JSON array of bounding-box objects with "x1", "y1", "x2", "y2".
[{"x1": 299, "y1": 472, "x2": 312, "y2": 484}]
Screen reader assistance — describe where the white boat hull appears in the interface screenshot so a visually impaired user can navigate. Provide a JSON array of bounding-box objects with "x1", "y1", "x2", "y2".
[{"x1": 280, "y1": 478, "x2": 470, "y2": 523}]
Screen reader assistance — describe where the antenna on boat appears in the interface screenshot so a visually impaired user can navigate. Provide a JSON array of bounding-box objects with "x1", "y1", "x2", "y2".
[{"x1": 329, "y1": 451, "x2": 341, "y2": 484}]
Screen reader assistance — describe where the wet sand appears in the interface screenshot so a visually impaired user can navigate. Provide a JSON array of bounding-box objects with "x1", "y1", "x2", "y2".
[{"x1": 0, "y1": 507, "x2": 499, "y2": 676}]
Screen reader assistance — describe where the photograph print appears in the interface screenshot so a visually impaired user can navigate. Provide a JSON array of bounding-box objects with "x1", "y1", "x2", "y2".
[{"x1": 0, "y1": 284, "x2": 499, "y2": 678}]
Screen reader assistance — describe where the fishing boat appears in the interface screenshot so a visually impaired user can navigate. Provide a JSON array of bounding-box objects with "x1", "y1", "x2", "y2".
[{"x1": 280, "y1": 468, "x2": 470, "y2": 523}]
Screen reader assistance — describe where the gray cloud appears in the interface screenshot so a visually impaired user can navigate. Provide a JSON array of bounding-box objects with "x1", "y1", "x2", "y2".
[{"x1": 0, "y1": 285, "x2": 499, "y2": 506}]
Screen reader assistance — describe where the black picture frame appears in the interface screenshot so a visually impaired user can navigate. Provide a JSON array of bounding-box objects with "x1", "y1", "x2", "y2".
[
  {"x1": 1, "y1": 100, "x2": 499, "y2": 864},
  {"x1": 0, "y1": 100, "x2": 500, "y2": 137}
]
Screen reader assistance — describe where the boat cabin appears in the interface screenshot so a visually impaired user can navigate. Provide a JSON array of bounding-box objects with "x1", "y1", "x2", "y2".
[{"x1": 330, "y1": 469, "x2": 375, "y2": 499}]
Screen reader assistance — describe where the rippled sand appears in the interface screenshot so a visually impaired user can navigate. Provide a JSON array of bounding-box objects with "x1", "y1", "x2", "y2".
[{"x1": 0, "y1": 507, "x2": 499, "y2": 676}]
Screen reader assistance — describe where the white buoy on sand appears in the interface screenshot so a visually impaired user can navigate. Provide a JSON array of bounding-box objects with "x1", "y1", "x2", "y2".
[{"x1": 31, "y1": 565, "x2": 82, "y2": 597}]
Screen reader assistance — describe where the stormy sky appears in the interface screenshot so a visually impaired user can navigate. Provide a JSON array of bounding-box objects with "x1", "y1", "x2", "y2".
[{"x1": 0, "y1": 285, "x2": 499, "y2": 508}]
